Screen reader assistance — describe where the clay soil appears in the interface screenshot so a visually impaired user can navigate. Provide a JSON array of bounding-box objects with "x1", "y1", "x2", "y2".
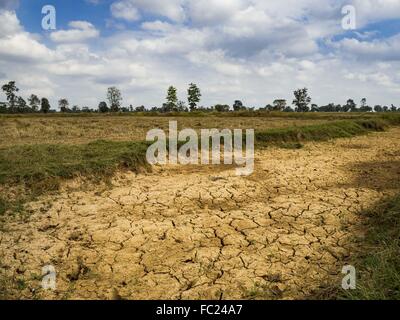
[{"x1": 1, "y1": 129, "x2": 400, "y2": 300}]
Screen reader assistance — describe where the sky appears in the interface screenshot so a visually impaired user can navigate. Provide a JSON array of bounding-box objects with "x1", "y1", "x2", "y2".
[{"x1": 0, "y1": 0, "x2": 399, "y2": 109}]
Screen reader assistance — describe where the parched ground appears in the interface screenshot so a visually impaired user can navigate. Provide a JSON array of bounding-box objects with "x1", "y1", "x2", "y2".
[{"x1": 1, "y1": 129, "x2": 400, "y2": 300}]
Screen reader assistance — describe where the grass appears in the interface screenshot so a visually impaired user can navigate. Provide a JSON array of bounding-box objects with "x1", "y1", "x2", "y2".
[
  {"x1": 0, "y1": 197, "x2": 7, "y2": 215},
  {"x1": 0, "y1": 140, "x2": 151, "y2": 217},
  {"x1": 310, "y1": 194, "x2": 400, "y2": 300},
  {"x1": 0, "y1": 114, "x2": 330, "y2": 148},
  {"x1": 0, "y1": 140, "x2": 150, "y2": 192},
  {"x1": 343, "y1": 195, "x2": 400, "y2": 300},
  {"x1": 255, "y1": 119, "x2": 387, "y2": 146}
]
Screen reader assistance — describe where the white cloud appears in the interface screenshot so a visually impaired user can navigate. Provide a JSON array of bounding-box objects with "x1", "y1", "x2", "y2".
[
  {"x1": 335, "y1": 34, "x2": 400, "y2": 61},
  {"x1": 0, "y1": 11, "x2": 54, "y2": 63},
  {"x1": 111, "y1": 0, "x2": 185, "y2": 22},
  {"x1": 111, "y1": 1, "x2": 140, "y2": 22},
  {"x1": 0, "y1": 9, "x2": 21, "y2": 36},
  {"x1": 1, "y1": 1, "x2": 400, "y2": 110},
  {"x1": 50, "y1": 21, "x2": 100, "y2": 43}
]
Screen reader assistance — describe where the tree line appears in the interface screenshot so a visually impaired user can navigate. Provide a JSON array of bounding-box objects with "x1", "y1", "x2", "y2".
[
  {"x1": 0, "y1": 81, "x2": 51, "y2": 114},
  {"x1": 1, "y1": 81, "x2": 398, "y2": 114}
]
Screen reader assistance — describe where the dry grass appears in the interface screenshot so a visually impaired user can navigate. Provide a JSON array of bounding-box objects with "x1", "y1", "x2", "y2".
[{"x1": 0, "y1": 115, "x2": 332, "y2": 147}]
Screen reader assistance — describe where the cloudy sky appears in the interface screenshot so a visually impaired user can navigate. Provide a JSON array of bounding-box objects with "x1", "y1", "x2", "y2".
[{"x1": 0, "y1": 0, "x2": 399, "y2": 109}]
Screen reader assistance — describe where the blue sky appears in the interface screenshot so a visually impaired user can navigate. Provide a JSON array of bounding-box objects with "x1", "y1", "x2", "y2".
[
  {"x1": 0, "y1": 0, "x2": 399, "y2": 109},
  {"x1": 18, "y1": 0, "x2": 114, "y2": 35}
]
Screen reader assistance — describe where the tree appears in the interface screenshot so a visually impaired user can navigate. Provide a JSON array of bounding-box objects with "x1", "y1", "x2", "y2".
[
  {"x1": 273, "y1": 99, "x2": 287, "y2": 111},
  {"x1": 107, "y1": 87, "x2": 122, "y2": 112},
  {"x1": 58, "y1": 98, "x2": 69, "y2": 112},
  {"x1": 360, "y1": 98, "x2": 367, "y2": 108},
  {"x1": 1, "y1": 81, "x2": 19, "y2": 111},
  {"x1": 0, "y1": 102, "x2": 7, "y2": 113},
  {"x1": 359, "y1": 98, "x2": 372, "y2": 112},
  {"x1": 177, "y1": 100, "x2": 188, "y2": 112},
  {"x1": 391, "y1": 104, "x2": 397, "y2": 112},
  {"x1": 98, "y1": 101, "x2": 109, "y2": 113},
  {"x1": 135, "y1": 105, "x2": 145, "y2": 112},
  {"x1": 345, "y1": 99, "x2": 358, "y2": 112},
  {"x1": 187, "y1": 83, "x2": 201, "y2": 111},
  {"x1": 28, "y1": 94, "x2": 40, "y2": 112},
  {"x1": 374, "y1": 105, "x2": 383, "y2": 113},
  {"x1": 165, "y1": 86, "x2": 178, "y2": 112},
  {"x1": 233, "y1": 100, "x2": 244, "y2": 111},
  {"x1": 293, "y1": 88, "x2": 311, "y2": 112},
  {"x1": 17, "y1": 97, "x2": 28, "y2": 113},
  {"x1": 264, "y1": 104, "x2": 274, "y2": 111},
  {"x1": 359, "y1": 105, "x2": 373, "y2": 112},
  {"x1": 214, "y1": 104, "x2": 230, "y2": 112},
  {"x1": 283, "y1": 106, "x2": 294, "y2": 112},
  {"x1": 41, "y1": 98, "x2": 51, "y2": 113},
  {"x1": 311, "y1": 104, "x2": 319, "y2": 112}
]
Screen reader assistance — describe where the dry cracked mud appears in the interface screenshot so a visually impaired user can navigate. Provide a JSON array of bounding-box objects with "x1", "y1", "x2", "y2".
[{"x1": 1, "y1": 129, "x2": 400, "y2": 300}]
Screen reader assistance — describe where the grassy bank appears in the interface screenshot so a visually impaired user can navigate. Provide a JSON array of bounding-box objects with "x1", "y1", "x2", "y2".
[
  {"x1": 344, "y1": 195, "x2": 400, "y2": 300},
  {"x1": 0, "y1": 140, "x2": 150, "y2": 189},
  {"x1": 0, "y1": 140, "x2": 150, "y2": 217},
  {"x1": 255, "y1": 119, "x2": 387, "y2": 146}
]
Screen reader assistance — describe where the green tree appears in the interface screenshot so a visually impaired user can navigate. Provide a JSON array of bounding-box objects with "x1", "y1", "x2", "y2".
[
  {"x1": 283, "y1": 106, "x2": 294, "y2": 112},
  {"x1": 166, "y1": 86, "x2": 178, "y2": 112},
  {"x1": 98, "y1": 101, "x2": 109, "y2": 113},
  {"x1": 58, "y1": 98, "x2": 69, "y2": 112},
  {"x1": 41, "y1": 98, "x2": 51, "y2": 113},
  {"x1": 264, "y1": 104, "x2": 274, "y2": 111},
  {"x1": 187, "y1": 83, "x2": 201, "y2": 111},
  {"x1": 233, "y1": 100, "x2": 244, "y2": 111},
  {"x1": 359, "y1": 98, "x2": 372, "y2": 112},
  {"x1": 1, "y1": 81, "x2": 19, "y2": 111},
  {"x1": 360, "y1": 98, "x2": 367, "y2": 108},
  {"x1": 107, "y1": 87, "x2": 122, "y2": 112},
  {"x1": 17, "y1": 97, "x2": 28, "y2": 113},
  {"x1": 28, "y1": 94, "x2": 40, "y2": 112},
  {"x1": 214, "y1": 104, "x2": 230, "y2": 112},
  {"x1": 177, "y1": 100, "x2": 188, "y2": 112},
  {"x1": 293, "y1": 88, "x2": 311, "y2": 112},
  {"x1": 345, "y1": 99, "x2": 357, "y2": 112},
  {"x1": 273, "y1": 99, "x2": 287, "y2": 111}
]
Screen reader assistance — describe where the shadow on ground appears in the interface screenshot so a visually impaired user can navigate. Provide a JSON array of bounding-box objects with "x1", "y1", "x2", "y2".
[{"x1": 310, "y1": 158, "x2": 400, "y2": 300}]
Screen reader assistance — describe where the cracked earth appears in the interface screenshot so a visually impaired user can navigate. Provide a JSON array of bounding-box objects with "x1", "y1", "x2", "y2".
[{"x1": 1, "y1": 129, "x2": 400, "y2": 300}]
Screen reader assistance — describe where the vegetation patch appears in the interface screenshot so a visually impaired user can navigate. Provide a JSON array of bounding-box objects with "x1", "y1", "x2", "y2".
[
  {"x1": 255, "y1": 119, "x2": 388, "y2": 146},
  {"x1": 0, "y1": 140, "x2": 151, "y2": 197},
  {"x1": 344, "y1": 195, "x2": 400, "y2": 300}
]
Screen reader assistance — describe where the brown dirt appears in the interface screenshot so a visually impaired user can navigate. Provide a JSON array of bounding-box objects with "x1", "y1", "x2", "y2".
[{"x1": 1, "y1": 129, "x2": 400, "y2": 300}]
